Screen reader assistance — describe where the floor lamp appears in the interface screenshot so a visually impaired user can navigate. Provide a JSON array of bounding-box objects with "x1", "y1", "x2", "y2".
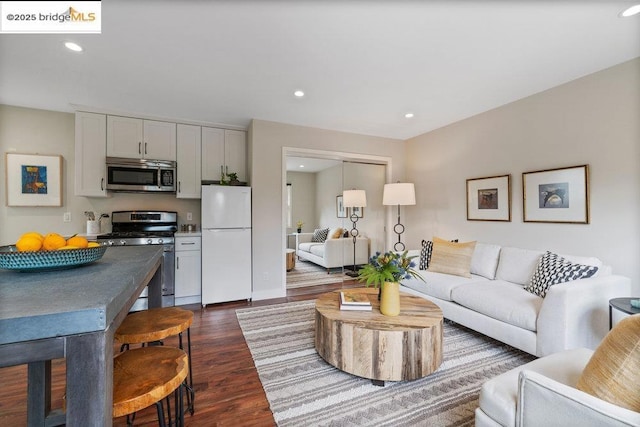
[
  {"x1": 342, "y1": 189, "x2": 367, "y2": 277},
  {"x1": 383, "y1": 182, "x2": 416, "y2": 252}
]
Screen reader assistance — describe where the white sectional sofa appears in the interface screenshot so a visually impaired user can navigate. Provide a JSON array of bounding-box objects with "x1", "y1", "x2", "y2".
[
  {"x1": 296, "y1": 233, "x2": 369, "y2": 272},
  {"x1": 400, "y1": 242, "x2": 631, "y2": 357}
]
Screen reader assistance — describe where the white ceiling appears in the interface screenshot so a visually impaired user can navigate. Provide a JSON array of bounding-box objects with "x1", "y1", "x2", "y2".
[
  {"x1": 286, "y1": 156, "x2": 342, "y2": 173},
  {"x1": 1, "y1": 1, "x2": 639, "y2": 140}
]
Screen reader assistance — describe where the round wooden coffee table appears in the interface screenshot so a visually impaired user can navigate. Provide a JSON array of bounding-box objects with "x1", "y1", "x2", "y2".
[{"x1": 314, "y1": 287, "x2": 443, "y2": 384}]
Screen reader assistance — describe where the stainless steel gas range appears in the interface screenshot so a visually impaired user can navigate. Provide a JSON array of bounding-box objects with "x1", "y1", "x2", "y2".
[{"x1": 97, "y1": 211, "x2": 177, "y2": 310}]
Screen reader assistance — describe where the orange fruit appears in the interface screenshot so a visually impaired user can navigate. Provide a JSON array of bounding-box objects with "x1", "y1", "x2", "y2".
[
  {"x1": 67, "y1": 236, "x2": 89, "y2": 248},
  {"x1": 87, "y1": 242, "x2": 101, "y2": 248},
  {"x1": 16, "y1": 236, "x2": 43, "y2": 252},
  {"x1": 20, "y1": 231, "x2": 44, "y2": 241},
  {"x1": 42, "y1": 233, "x2": 67, "y2": 251}
]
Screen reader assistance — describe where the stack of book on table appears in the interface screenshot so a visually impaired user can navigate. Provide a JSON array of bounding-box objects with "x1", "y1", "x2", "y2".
[{"x1": 339, "y1": 291, "x2": 372, "y2": 311}]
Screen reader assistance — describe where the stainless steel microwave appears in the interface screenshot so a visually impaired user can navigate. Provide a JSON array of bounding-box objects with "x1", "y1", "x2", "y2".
[{"x1": 106, "y1": 157, "x2": 176, "y2": 193}]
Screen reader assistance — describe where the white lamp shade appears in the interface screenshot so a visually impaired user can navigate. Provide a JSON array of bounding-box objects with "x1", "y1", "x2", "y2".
[
  {"x1": 342, "y1": 189, "x2": 367, "y2": 208},
  {"x1": 383, "y1": 183, "x2": 416, "y2": 206}
]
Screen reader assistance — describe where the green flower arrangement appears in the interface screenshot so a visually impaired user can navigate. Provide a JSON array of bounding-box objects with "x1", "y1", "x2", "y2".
[{"x1": 357, "y1": 250, "x2": 424, "y2": 288}]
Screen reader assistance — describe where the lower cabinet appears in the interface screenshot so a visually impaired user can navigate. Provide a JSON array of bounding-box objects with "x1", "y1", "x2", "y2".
[{"x1": 175, "y1": 235, "x2": 201, "y2": 305}]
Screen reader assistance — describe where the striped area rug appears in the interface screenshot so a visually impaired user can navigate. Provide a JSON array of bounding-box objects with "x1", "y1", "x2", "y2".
[
  {"x1": 237, "y1": 300, "x2": 536, "y2": 426},
  {"x1": 286, "y1": 259, "x2": 348, "y2": 289}
]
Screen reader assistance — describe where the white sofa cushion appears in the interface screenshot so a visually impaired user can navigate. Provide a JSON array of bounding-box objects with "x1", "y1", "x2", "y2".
[
  {"x1": 478, "y1": 348, "x2": 593, "y2": 427},
  {"x1": 309, "y1": 244, "x2": 325, "y2": 257},
  {"x1": 495, "y1": 247, "x2": 544, "y2": 285},
  {"x1": 471, "y1": 243, "x2": 501, "y2": 279},
  {"x1": 298, "y1": 242, "x2": 322, "y2": 252},
  {"x1": 451, "y1": 281, "x2": 542, "y2": 331},
  {"x1": 402, "y1": 271, "x2": 488, "y2": 302}
]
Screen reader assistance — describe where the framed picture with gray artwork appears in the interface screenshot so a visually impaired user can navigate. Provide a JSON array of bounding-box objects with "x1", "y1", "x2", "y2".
[
  {"x1": 522, "y1": 164, "x2": 589, "y2": 224},
  {"x1": 466, "y1": 174, "x2": 511, "y2": 221}
]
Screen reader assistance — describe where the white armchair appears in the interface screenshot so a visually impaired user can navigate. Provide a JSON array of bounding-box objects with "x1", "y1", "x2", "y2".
[{"x1": 476, "y1": 314, "x2": 640, "y2": 427}]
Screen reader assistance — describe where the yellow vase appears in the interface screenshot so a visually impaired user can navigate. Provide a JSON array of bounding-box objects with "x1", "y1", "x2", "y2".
[{"x1": 380, "y1": 281, "x2": 401, "y2": 316}]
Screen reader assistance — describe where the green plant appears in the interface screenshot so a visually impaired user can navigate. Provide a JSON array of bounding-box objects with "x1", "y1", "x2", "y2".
[
  {"x1": 227, "y1": 172, "x2": 238, "y2": 182},
  {"x1": 357, "y1": 251, "x2": 423, "y2": 288},
  {"x1": 296, "y1": 220, "x2": 304, "y2": 229}
]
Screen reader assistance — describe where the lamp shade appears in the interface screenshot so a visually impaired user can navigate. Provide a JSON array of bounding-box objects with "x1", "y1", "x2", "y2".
[
  {"x1": 383, "y1": 183, "x2": 416, "y2": 206},
  {"x1": 343, "y1": 189, "x2": 367, "y2": 208}
]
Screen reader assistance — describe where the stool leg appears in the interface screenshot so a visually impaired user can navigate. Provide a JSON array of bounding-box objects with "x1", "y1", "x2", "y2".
[
  {"x1": 154, "y1": 400, "x2": 166, "y2": 427},
  {"x1": 178, "y1": 328, "x2": 195, "y2": 415},
  {"x1": 165, "y1": 395, "x2": 172, "y2": 427}
]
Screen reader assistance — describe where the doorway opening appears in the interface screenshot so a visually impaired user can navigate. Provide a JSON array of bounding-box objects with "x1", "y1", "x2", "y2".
[{"x1": 283, "y1": 148, "x2": 391, "y2": 290}]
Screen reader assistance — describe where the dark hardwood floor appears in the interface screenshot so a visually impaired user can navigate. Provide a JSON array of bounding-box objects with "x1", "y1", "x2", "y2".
[{"x1": 0, "y1": 280, "x2": 361, "y2": 426}]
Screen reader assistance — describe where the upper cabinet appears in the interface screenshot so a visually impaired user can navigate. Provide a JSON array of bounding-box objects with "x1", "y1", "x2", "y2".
[
  {"x1": 176, "y1": 124, "x2": 201, "y2": 199},
  {"x1": 202, "y1": 128, "x2": 247, "y2": 182},
  {"x1": 107, "y1": 116, "x2": 176, "y2": 161},
  {"x1": 75, "y1": 112, "x2": 108, "y2": 197}
]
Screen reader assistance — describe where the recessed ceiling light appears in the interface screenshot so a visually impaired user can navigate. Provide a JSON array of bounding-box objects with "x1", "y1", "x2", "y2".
[
  {"x1": 64, "y1": 42, "x2": 83, "y2": 52},
  {"x1": 299, "y1": 164, "x2": 305, "y2": 168},
  {"x1": 294, "y1": 90, "x2": 305, "y2": 97},
  {"x1": 405, "y1": 113, "x2": 414, "y2": 119},
  {"x1": 620, "y1": 4, "x2": 640, "y2": 17}
]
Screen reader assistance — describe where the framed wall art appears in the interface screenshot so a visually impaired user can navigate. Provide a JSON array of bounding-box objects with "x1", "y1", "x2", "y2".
[
  {"x1": 466, "y1": 174, "x2": 511, "y2": 221},
  {"x1": 5, "y1": 153, "x2": 62, "y2": 207},
  {"x1": 336, "y1": 195, "x2": 347, "y2": 218},
  {"x1": 522, "y1": 164, "x2": 589, "y2": 224}
]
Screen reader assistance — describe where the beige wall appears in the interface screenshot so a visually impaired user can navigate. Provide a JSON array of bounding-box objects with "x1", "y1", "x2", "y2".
[
  {"x1": 405, "y1": 58, "x2": 640, "y2": 292},
  {"x1": 249, "y1": 119, "x2": 404, "y2": 300},
  {"x1": 0, "y1": 105, "x2": 201, "y2": 244}
]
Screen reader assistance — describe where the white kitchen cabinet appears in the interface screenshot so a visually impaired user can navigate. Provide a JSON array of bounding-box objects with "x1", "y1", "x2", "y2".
[
  {"x1": 75, "y1": 112, "x2": 108, "y2": 197},
  {"x1": 201, "y1": 127, "x2": 247, "y2": 182},
  {"x1": 176, "y1": 124, "x2": 201, "y2": 199},
  {"x1": 175, "y1": 234, "x2": 201, "y2": 305},
  {"x1": 107, "y1": 116, "x2": 177, "y2": 161}
]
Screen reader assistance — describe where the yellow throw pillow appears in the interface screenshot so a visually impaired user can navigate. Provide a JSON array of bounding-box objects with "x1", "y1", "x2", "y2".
[
  {"x1": 576, "y1": 314, "x2": 640, "y2": 411},
  {"x1": 427, "y1": 237, "x2": 476, "y2": 278},
  {"x1": 330, "y1": 227, "x2": 344, "y2": 239}
]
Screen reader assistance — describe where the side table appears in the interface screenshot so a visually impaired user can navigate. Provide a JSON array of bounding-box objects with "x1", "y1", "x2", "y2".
[{"x1": 608, "y1": 297, "x2": 640, "y2": 329}]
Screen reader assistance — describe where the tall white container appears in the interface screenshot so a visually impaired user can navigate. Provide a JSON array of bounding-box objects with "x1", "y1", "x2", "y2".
[{"x1": 201, "y1": 185, "x2": 252, "y2": 305}]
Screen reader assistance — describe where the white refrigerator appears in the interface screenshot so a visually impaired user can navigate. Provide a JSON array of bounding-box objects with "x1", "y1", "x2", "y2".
[{"x1": 201, "y1": 185, "x2": 252, "y2": 305}]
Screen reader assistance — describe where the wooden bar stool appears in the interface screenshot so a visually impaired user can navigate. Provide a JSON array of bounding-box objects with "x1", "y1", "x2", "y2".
[
  {"x1": 113, "y1": 346, "x2": 188, "y2": 426},
  {"x1": 115, "y1": 307, "x2": 195, "y2": 414}
]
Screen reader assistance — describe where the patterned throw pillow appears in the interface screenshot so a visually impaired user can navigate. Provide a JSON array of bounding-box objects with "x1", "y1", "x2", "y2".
[
  {"x1": 524, "y1": 251, "x2": 598, "y2": 298},
  {"x1": 311, "y1": 228, "x2": 330, "y2": 243},
  {"x1": 419, "y1": 240, "x2": 433, "y2": 270}
]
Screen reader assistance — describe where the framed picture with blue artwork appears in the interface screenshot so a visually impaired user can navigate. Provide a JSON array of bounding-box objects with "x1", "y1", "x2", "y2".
[
  {"x1": 5, "y1": 153, "x2": 62, "y2": 206},
  {"x1": 523, "y1": 164, "x2": 589, "y2": 224}
]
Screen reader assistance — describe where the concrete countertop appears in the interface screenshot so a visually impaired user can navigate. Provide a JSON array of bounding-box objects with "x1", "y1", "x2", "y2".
[
  {"x1": 0, "y1": 246, "x2": 163, "y2": 345},
  {"x1": 175, "y1": 231, "x2": 202, "y2": 237}
]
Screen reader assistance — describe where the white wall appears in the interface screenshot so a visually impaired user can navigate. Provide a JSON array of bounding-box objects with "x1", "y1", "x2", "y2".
[
  {"x1": 249, "y1": 119, "x2": 405, "y2": 300},
  {"x1": 286, "y1": 171, "x2": 316, "y2": 233},
  {"x1": 405, "y1": 58, "x2": 640, "y2": 292},
  {"x1": 0, "y1": 105, "x2": 201, "y2": 245},
  {"x1": 316, "y1": 164, "x2": 345, "y2": 231}
]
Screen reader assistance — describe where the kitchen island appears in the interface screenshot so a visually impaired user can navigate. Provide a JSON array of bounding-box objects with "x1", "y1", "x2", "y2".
[{"x1": 0, "y1": 246, "x2": 164, "y2": 426}]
